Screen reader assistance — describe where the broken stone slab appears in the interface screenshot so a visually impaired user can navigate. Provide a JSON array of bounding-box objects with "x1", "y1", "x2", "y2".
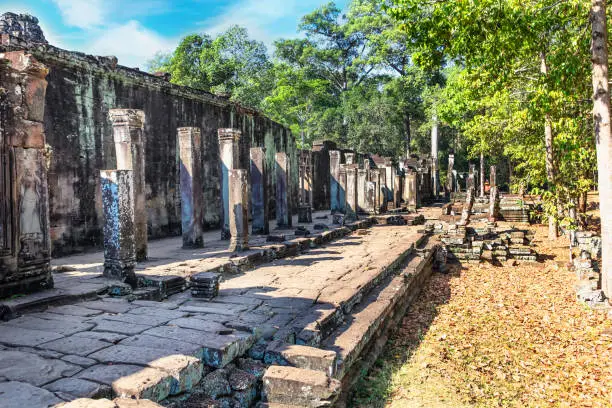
[
  {"x1": 127, "y1": 307, "x2": 188, "y2": 320},
  {"x1": 92, "y1": 319, "x2": 153, "y2": 335},
  {"x1": 4, "y1": 315, "x2": 95, "y2": 336},
  {"x1": 262, "y1": 365, "x2": 341, "y2": 407},
  {"x1": 0, "y1": 350, "x2": 81, "y2": 386},
  {"x1": 142, "y1": 326, "x2": 255, "y2": 368},
  {"x1": 40, "y1": 334, "x2": 111, "y2": 357},
  {"x1": 93, "y1": 312, "x2": 172, "y2": 327},
  {"x1": 44, "y1": 377, "x2": 112, "y2": 399},
  {"x1": 80, "y1": 300, "x2": 134, "y2": 314},
  {"x1": 0, "y1": 381, "x2": 63, "y2": 408},
  {"x1": 264, "y1": 341, "x2": 337, "y2": 377},
  {"x1": 167, "y1": 317, "x2": 229, "y2": 333},
  {"x1": 178, "y1": 302, "x2": 249, "y2": 316},
  {"x1": 119, "y1": 334, "x2": 203, "y2": 356},
  {"x1": 73, "y1": 331, "x2": 127, "y2": 344},
  {"x1": 62, "y1": 354, "x2": 98, "y2": 367}
]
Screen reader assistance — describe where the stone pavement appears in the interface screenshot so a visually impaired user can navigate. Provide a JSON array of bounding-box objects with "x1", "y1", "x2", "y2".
[{"x1": 0, "y1": 211, "x2": 428, "y2": 407}]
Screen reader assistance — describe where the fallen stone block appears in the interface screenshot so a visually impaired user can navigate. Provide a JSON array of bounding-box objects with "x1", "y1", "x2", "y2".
[
  {"x1": 264, "y1": 341, "x2": 337, "y2": 376},
  {"x1": 111, "y1": 366, "x2": 173, "y2": 402},
  {"x1": 263, "y1": 365, "x2": 340, "y2": 407}
]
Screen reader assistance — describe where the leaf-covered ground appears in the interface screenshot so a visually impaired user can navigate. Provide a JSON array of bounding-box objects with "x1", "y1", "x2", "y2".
[{"x1": 353, "y1": 224, "x2": 612, "y2": 408}]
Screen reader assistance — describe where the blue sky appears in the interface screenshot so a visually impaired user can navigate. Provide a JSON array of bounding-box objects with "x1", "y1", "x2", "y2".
[{"x1": 3, "y1": 0, "x2": 348, "y2": 69}]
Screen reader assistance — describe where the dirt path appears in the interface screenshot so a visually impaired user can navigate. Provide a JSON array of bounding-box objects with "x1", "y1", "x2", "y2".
[{"x1": 353, "y1": 224, "x2": 612, "y2": 408}]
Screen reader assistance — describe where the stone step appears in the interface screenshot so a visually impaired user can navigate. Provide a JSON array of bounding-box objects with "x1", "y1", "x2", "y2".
[
  {"x1": 321, "y1": 239, "x2": 438, "y2": 381},
  {"x1": 262, "y1": 366, "x2": 341, "y2": 407},
  {"x1": 264, "y1": 340, "x2": 337, "y2": 377}
]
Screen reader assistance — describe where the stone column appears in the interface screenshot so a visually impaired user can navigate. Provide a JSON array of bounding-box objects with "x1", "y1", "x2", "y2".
[
  {"x1": 218, "y1": 128, "x2": 241, "y2": 240},
  {"x1": 250, "y1": 147, "x2": 269, "y2": 235},
  {"x1": 0, "y1": 51, "x2": 53, "y2": 298},
  {"x1": 109, "y1": 109, "x2": 147, "y2": 262},
  {"x1": 178, "y1": 127, "x2": 204, "y2": 248},
  {"x1": 370, "y1": 169, "x2": 382, "y2": 212},
  {"x1": 447, "y1": 153, "x2": 455, "y2": 196},
  {"x1": 460, "y1": 169, "x2": 476, "y2": 226},
  {"x1": 101, "y1": 170, "x2": 137, "y2": 285},
  {"x1": 489, "y1": 165, "x2": 500, "y2": 222},
  {"x1": 275, "y1": 152, "x2": 292, "y2": 228},
  {"x1": 431, "y1": 117, "x2": 440, "y2": 197},
  {"x1": 345, "y1": 152, "x2": 355, "y2": 166},
  {"x1": 298, "y1": 150, "x2": 313, "y2": 223},
  {"x1": 357, "y1": 169, "x2": 368, "y2": 214},
  {"x1": 394, "y1": 174, "x2": 403, "y2": 208},
  {"x1": 345, "y1": 166, "x2": 358, "y2": 219},
  {"x1": 338, "y1": 166, "x2": 347, "y2": 213},
  {"x1": 329, "y1": 150, "x2": 342, "y2": 213},
  {"x1": 406, "y1": 170, "x2": 418, "y2": 210},
  {"x1": 365, "y1": 181, "x2": 377, "y2": 214},
  {"x1": 228, "y1": 169, "x2": 249, "y2": 251}
]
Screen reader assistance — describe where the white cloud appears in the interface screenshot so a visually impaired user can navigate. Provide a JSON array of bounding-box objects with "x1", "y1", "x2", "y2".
[
  {"x1": 87, "y1": 20, "x2": 176, "y2": 69},
  {"x1": 199, "y1": 0, "x2": 311, "y2": 49},
  {"x1": 51, "y1": 0, "x2": 106, "y2": 29}
]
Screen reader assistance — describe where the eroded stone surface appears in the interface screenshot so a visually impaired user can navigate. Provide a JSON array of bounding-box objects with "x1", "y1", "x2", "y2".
[
  {"x1": 40, "y1": 334, "x2": 111, "y2": 356},
  {"x1": 0, "y1": 381, "x2": 62, "y2": 408},
  {"x1": 0, "y1": 350, "x2": 80, "y2": 386},
  {"x1": 44, "y1": 377, "x2": 112, "y2": 399}
]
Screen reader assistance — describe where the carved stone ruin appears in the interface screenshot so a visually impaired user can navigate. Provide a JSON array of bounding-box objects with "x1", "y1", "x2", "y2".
[
  {"x1": 250, "y1": 147, "x2": 269, "y2": 235},
  {"x1": 489, "y1": 165, "x2": 500, "y2": 222},
  {"x1": 100, "y1": 170, "x2": 137, "y2": 286},
  {"x1": 365, "y1": 181, "x2": 377, "y2": 214},
  {"x1": 345, "y1": 166, "x2": 358, "y2": 219},
  {"x1": 405, "y1": 170, "x2": 418, "y2": 210},
  {"x1": 447, "y1": 153, "x2": 455, "y2": 195},
  {"x1": 329, "y1": 150, "x2": 342, "y2": 213},
  {"x1": 178, "y1": 127, "x2": 204, "y2": 248},
  {"x1": 228, "y1": 169, "x2": 249, "y2": 252},
  {"x1": 275, "y1": 152, "x2": 292, "y2": 228},
  {"x1": 0, "y1": 51, "x2": 53, "y2": 298},
  {"x1": 298, "y1": 150, "x2": 313, "y2": 223},
  {"x1": 218, "y1": 128, "x2": 241, "y2": 240},
  {"x1": 109, "y1": 109, "x2": 147, "y2": 262}
]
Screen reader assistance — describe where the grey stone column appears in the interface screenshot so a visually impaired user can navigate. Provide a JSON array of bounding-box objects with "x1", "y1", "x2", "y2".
[
  {"x1": 345, "y1": 166, "x2": 358, "y2": 219},
  {"x1": 109, "y1": 109, "x2": 147, "y2": 262},
  {"x1": 228, "y1": 169, "x2": 249, "y2": 251},
  {"x1": 406, "y1": 170, "x2": 418, "y2": 210},
  {"x1": 101, "y1": 170, "x2": 137, "y2": 285},
  {"x1": 357, "y1": 169, "x2": 368, "y2": 214},
  {"x1": 489, "y1": 165, "x2": 499, "y2": 222},
  {"x1": 298, "y1": 150, "x2": 313, "y2": 223},
  {"x1": 447, "y1": 153, "x2": 455, "y2": 196},
  {"x1": 370, "y1": 169, "x2": 382, "y2": 213},
  {"x1": 178, "y1": 127, "x2": 204, "y2": 249},
  {"x1": 394, "y1": 174, "x2": 402, "y2": 208},
  {"x1": 275, "y1": 152, "x2": 292, "y2": 228},
  {"x1": 384, "y1": 165, "x2": 394, "y2": 202},
  {"x1": 250, "y1": 147, "x2": 269, "y2": 235},
  {"x1": 338, "y1": 166, "x2": 347, "y2": 213},
  {"x1": 365, "y1": 181, "x2": 377, "y2": 214},
  {"x1": 218, "y1": 128, "x2": 241, "y2": 240},
  {"x1": 460, "y1": 169, "x2": 476, "y2": 226},
  {"x1": 329, "y1": 150, "x2": 342, "y2": 213}
]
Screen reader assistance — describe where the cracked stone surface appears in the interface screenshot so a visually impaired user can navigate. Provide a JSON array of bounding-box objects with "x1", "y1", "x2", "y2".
[{"x1": 0, "y1": 220, "x2": 424, "y2": 406}]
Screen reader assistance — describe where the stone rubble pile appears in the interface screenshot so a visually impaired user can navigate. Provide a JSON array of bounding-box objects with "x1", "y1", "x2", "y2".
[{"x1": 438, "y1": 223, "x2": 537, "y2": 264}]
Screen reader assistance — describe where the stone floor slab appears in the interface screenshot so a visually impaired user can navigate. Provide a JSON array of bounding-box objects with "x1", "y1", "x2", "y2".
[
  {"x1": 94, "y1": 312, "x2": 172, "y2": 327},
  {"x1": 80, "y1": 300, "x2": 133, "y2": 314},
  {"x1": 0, "y1": 326, "x2": 64, "y2": 347},
  {"x1": 0, "y1": 381, "x2": 63, "y2": 408},
  {"x1": 88, "y1": 345, "x2": 191, "y2": 365},
  {"x1": 73, "y1": 331, "x2": 127, "y2": 343},
  {"x1": 92, "y1": 319, "x2": 153, "y2": 335},
  {"x1": 44, "y1": 377, "x2": 112, "y2": 399},
  {"x1": 75, "y1": 364, "x2": 144, "y2": 386},
  {"x1": 47, "y1": 305, "x2": 105, "y2": 317},
  {"x1": 118, "y1": 335, "x2": 203, "y2": 356},
  {"x1": 0, "y1": 350, "x2": 80, "y2": 386},
  {"x1": 4, "y1": 316, "x2": 94, "y2": 336},
  {"x1": 127, "y1": 307, "x2": 188, "y2": 320},
  {"x1": 40, "y1": 335, "x2": 111, "y2": 356},
  {"x1": 166, "y1": 317, "x2": 228, "y2": 333}
]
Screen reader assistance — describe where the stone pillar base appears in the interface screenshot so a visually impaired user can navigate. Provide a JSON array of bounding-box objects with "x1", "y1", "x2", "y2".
[{"x1": 298, "y1": 206, "x2": 313, "y2": 223}]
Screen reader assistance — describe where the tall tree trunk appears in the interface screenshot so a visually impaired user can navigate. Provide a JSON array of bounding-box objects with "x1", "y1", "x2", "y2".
[
  {"x1": 480, "y1": 151, "x2": 485, "y2": 197},
  {"x1": 541, "y1": 52, "x2": 558, "y2": 241},
  {"x1": 431, "y1": 115, "x2": 439, "y2": 197},
  {"x1": 404, "y1": 111, "x2": 411, "y2": 158},
  {"x1": 591, "y1": 0, "x2": 612, "y2": 298}
]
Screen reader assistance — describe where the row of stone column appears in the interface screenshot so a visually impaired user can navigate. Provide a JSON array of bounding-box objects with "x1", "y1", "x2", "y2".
[{"x1": 100, "y1": 114, "x2": 299, "y2": 282}]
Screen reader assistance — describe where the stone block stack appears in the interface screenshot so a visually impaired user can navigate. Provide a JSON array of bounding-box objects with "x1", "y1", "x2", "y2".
[{"x1": 190, "y1": 272, "x2": 221, "y2": 299}]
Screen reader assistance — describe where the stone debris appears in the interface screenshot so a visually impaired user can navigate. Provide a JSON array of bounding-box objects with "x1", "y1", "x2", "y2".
[{"x1": 190, "y1": 272, "x2": 221, "y2": 299}]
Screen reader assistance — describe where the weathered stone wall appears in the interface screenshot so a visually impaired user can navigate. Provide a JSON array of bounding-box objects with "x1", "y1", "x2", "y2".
[{"x1": 1, "y1": 38, "x2": 297, "y2": 256}]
